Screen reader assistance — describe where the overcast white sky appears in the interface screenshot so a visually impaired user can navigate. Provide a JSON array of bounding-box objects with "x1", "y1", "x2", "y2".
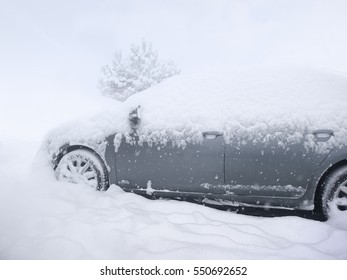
[{"x1": 1, "y1": 0, "x2": 347, "y2": 98}]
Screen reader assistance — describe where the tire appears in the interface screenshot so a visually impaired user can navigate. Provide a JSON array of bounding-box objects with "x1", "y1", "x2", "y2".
[
  {"x1": 320, "y1": 165, "x2": 347, "y2": 219},
  {"x1": 55, "y1": 149, "x2": 109, "y2": 191}
]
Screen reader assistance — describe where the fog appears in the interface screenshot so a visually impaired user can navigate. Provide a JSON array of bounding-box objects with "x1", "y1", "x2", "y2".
[
  {"x1": 1, "y1": 0, "x2": 347, "y2": 261},
  {"x1": 2, "y1": 0, "x2": 347, "y2": 84},
  {"x1": 1, "y1": 0, "x2": 347, "y2": 138}
]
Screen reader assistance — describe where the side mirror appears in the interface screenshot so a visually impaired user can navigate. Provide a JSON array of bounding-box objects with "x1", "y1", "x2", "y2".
[{"x1": 129, "y1": 106, "x2": 141, "y2": 127}]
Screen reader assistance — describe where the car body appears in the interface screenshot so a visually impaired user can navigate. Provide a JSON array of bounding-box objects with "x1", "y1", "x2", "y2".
[{"x1": 43, "y1": 67, "x2": 347, "y2": 219}]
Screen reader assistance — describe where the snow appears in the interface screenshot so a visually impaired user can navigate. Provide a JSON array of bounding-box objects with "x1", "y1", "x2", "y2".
[
  {"x1": 146, "y1": 180, "x2": 154, "y2": 195},
  {"x1": 42, "y1": 66, "x2": 347, "y2": 161},
  {"x1": 130, "y1": 67, "x2": 347, "y2": 149},
  {"x1": 1, "y1": 138, "x2": 347, "y2": 259},
  {"x1": 23, "y1": 66, "x2": 347, "y2": 260},
  {"x1": 1, "y1": 0, "x2": 347, "y2": 261}
]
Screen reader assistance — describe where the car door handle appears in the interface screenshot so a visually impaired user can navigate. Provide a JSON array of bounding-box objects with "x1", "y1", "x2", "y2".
[
  {"x1": 313, "y1": 129, "x2": 334, "y2": 142},
  {"x1": 202, "y1": 131, "x2": 223, "y2": 139}
]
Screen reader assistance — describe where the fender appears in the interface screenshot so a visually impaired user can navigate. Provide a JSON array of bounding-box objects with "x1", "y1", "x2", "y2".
[{"x1": 304, "y1": 145, "x2": 347, "y2": 208}]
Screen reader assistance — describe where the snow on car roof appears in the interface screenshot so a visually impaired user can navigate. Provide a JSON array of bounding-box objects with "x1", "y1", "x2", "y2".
[
  {"x1": 131, "y1": 66, "x2": 347, "y2": 128},
  {"x1": 128, "y1": 66, "x2": 347, "y2": 146},
  {"x1": 43, "y1": 66, "x2": 347, "y2": 158}
]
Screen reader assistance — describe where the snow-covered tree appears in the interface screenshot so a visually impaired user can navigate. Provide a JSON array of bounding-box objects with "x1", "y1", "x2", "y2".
[{"x1": 99, "y1": 40, "x2": 180, "y2": 101}]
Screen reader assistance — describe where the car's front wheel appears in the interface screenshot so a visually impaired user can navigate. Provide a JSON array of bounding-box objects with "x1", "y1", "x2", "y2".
[
  {"x1": 320, "y1": 165, "x2": 347, "y2": 219},
  {"x1": 55, "y1": 149, "x2": 109, "y2": 191}
]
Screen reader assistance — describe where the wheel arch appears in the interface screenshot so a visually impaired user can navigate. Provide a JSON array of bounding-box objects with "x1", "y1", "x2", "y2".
[
  {"x1": 313, "y1": 159, "x2": 347, "y2": 213},
  {"x1": 53, "y1": 144, "x2": 111, "y2": 191},
  {"x1": 53, "y1": 144, "x2": 107, "y2": 171}
]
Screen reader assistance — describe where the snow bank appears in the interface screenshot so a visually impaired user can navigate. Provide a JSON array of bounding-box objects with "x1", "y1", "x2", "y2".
[
  {"x1": 42, "y1": 66, "x2": 347, "y2": 160},
  {"x1": 1, "y1": 140, "x2": 347, "y2": 259}
]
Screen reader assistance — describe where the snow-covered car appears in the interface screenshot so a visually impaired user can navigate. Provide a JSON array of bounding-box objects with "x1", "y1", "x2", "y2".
[{"x1": 42, "y1": 67, "x2": 347, "y2": 219}]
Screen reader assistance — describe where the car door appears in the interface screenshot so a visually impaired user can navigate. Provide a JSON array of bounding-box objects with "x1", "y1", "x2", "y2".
[
  {"x1": 116, "y1": 131, "x2": 225, "y2": 194},
  {"x1": 224, "y1": 129, "x2": 335, "y2": 198}
]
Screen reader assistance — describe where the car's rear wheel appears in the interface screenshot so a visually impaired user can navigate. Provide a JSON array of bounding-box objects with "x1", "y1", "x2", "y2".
[
  {"x1": 320, "y1": 165, "x2": 347, "y2": 219},
  {"x1": 55, "y1": 149, "x2": 109, "y2": 191}
]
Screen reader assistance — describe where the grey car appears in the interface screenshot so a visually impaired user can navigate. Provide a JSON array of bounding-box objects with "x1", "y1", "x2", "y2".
[
  {"x1": 46, "y1": 69, "x2": 347, "y2": 220},
  {"x1": 48, "y1": 105, "x2": 347, "y2": 220}
]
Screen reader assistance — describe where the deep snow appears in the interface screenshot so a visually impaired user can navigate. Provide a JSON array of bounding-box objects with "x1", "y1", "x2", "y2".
[
  {"x1": 1, "y1": 0, "x2": 347, "y2": 260},
  {"x1": 1, "y1": 142, "x2": 347, "y2": 259},
  {"x1": 1, "y1": 111, "x2": 347, "y2": 259}
]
